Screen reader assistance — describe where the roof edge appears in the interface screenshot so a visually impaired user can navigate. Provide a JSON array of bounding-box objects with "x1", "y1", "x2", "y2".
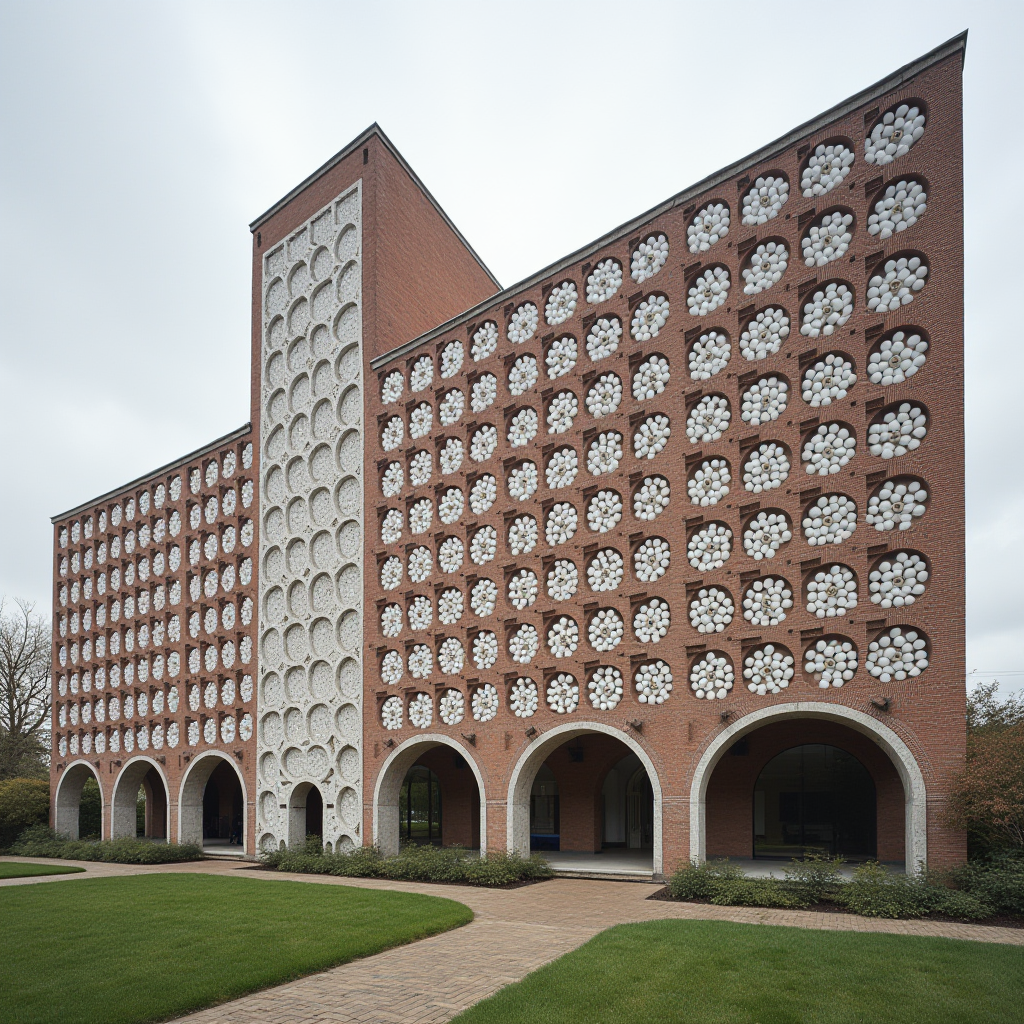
[
  {"x1": 371, "y1": 31, "x2": 967, "y2": 372},
  {"x1": 249, "y1": 123, "x2": 501, "y2": 290},
  {"x1": 51, "y1": 423, "x2": 253, "y2": 524}
]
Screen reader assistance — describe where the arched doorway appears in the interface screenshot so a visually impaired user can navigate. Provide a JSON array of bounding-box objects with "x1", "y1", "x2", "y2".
[
  {"x1": 753, "y1": 744, "x2": 876, "y2": 860},
  {"x1": 179, "y1": 753, "x2": 247, "y2": 854},
  {"x1": 530, "y1": 765, "x2": 559, "y2": 851},
  {"x1": 111, "y1": 758, "x2": 169, "y2": 840},
  {"x1": 287, "y1": 782, "x2": 325, "y2": 848},
  {"x1": 399, "y1": 765, "x2": 442, "y2": 845},
  {"x1": 54, "y1": 762, "x2": 104, "y2": 840}
]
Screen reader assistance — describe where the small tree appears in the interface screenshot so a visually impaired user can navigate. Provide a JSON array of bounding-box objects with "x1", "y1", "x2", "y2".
[
  {"x1": 0, "y1": 778, "x2": 50, "y2": 848},
  {"x1": 0, "y1": 599, "x2": 51, "y2": 781}
]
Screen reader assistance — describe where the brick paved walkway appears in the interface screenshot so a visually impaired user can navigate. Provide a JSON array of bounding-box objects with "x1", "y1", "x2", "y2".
[{"x1": 2, "y1": 856, "x2": 1022, "y2": 1023}]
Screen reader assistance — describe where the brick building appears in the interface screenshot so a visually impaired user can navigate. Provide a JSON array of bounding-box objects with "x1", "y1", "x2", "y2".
[{"x1": 50, "y1": 34, "x2": 967, "y2": 877}]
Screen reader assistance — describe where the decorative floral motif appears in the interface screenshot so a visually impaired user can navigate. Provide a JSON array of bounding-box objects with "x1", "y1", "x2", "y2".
[
  {"x1": 743, "y1": 442, "x2": 789, "y2": 493},
  {"x1": 439, "y1": 389, "x2": 465, "y2": 426},
  {"x1": 688, "y1": 459, "x2": 730, "y2": 506},
  {"x1": 411, "y1": 355, "x2": 434, "y2": 392},
  {"x1": 742, "y1": 176, "x2": 789, "y2": 224},
  {"x1": 689, "y1": 332, "x2": 729, "y2": 380},
  {"x1": 688, "y1": 522, "x2": 732, "y2": 571},
  {"x1": 546, "y1": 391, "x2": 578, "y2": 433},
  {"x1": 508, "y1": 460, "x2": 539, "y2": 501},
  {"x1": 866, "y1": 478, "x2": 927, "y2": 531},
  {"x1": 472, "y1": 321, "x2": 499, "y2": 362},
  {"x1": 869, "y1": 551, "x2": 928, "y2": 608},
  {"x1": 869, "y1": 403, "x2": 927, "y2": 459},
  {"x1": 508, "y1": 355, "x2": 539, "y2": 396},
  {"x1": 473, "y1": 631, "x2": 498, "y2": 669},
  {"x1": 588, "y1": 431, "x2": 623, "y2": 475},
  {"x1": 588, "y1": 608, "x2": 623, "y2": 652},
  {"x1": 381, "y1": 371, "x2": 404, "y2": 404},
  {"x1": 441, "y1": 340, "x2": 464, "y2": 378},
  {"x1": 868, "y1": 330, "x2": 927, "y2": 386},
  {"x1": 631, "y1": 234, "x2": 669, "y2": 282},
  {"x1": 547, "y1": 559, "x2": 579, "y2": 601},
  {"x1": 743, "y1": 577, "x2": 793, "y2": 627},
  {"x1": 438, "y1": 587, "x2": 464, "y2": 625},
  {"x1": 381, "y1": 556, "x2": 403, "y2": 590},
  {"x1": 409, "y1": 545, "x2": 433, "y2": 582},
  {"x1": 634, "y1": 597, "x2": 670, "y2": 643},
  {"x1": 470, "y1": 577, "x2": 498, "y2": 617},
  {"x1": 865, "y1": 104, "x2": 926, "y2": 165},
  {"x1": 409, "y1": 595, "x2": 432, "y2": 630},
  {"x1": 546, "y1": 673, "x2": 579, "y2": 714},
  {"x1": 803, "y1": 494, "x2": 857, "y2": 545},
  {"x1": 439, "y1": 689, "x2": 465, "y2": 726},
  {"x1": 803, "y1": 212, "x2": 853, "y2": 267},
  {"x1": 508, "y1": 302, "x2": 539, "y2": 344},
  {"x1": 508, "y1": 569, "x2": 539, "y2": 610},
  {"x1": 633, "y1": 475, "x2": 670, "y2": 520},
  {"x1": 866, "y1": 626, "x2": 929, "y2": 679},
  {"x1": 686, "y1": 395, "x2": 731, "y2": 443},
  {"x1": 547, "y1": 616, "x2": 579, "y2": 658},
  {"x1": 470, "y1": 474, "x2": 497, "y2": 514},
  {"x1": 690, "y1": 652, "x2": 733, "y2": 700},
  {"x1": 546, "y1": 447, "x2": 579, "y2": 489},
  {"x1": 634, "y1": 537, "x2": 670, "y2": 582},
  {"x1": 587, "y1": 490, "x2": 622, "y2": 533},
  {"x1": 807, "y1": 564, "x2": 858, "y2": 618},
  {"x1": 381, "y1": 416, "x2": 404, "y2": 451},
  {"x1": 744, "y1": 511, "x2": 792, "y2": 560},
  {"x1": 410, "y1": 402, "x2": 433, "y2": 439},
  {"x1": 440, "y1": 437, "x2": 464, "y2": 475},
  {"x1": 801, "y1": 142, "x2": 855, "y2": 197},
  {"x1": 438, "y1": 538, "x2": 465, "y2": 575},
  {"x1": 633, "y1": 355, "x2": 670, "y2": 399},
  {"x1": 545, "y1": 281, "x2": 578, "y2": 325},
  {"x1": 741, "y1": 377, "x2": 788, "y2": 426},
  {"x1": 470, "y1": 526, "x2": 497, "y2": 565},
  {"x1": 410, "y1": 450, "x2": 432, "y2": 487},
  {"x1": 585, "y1": 548, "x2": 623, "y2": 592},
  {"x1": 381, "y1": 462, "x2": 404, "y2": 497},
  {"x1": 802, "y1": 423, "x2": 856, "y2": 475},
  {"x1": 409, "y1": 644, "x2": 433, "y2": 678},
  {"x1": 805, "y1": 637, "x2": 858, "y2": 687},
  {"x1": 510, "y1": 677, "x2": 539, "y2": 717},
  {"x1": 470, "y1": 425, "x2": 497, "y2": 463},
  {"x1": 409, "y1": 498, "x2": 432, "y2": 536},
  {"x1": 472, "y1": 375, "x2": 498, "y2": 414},
  {"x1": 381, "y1": 695, "x2": 403, "y2": 730},
  {"x1": 867, "y1": 256, "x2": 928, "y2": 313},
  {"x1": 688, "y1": 203, "x2": 730, "y2": 253},
  {"x1": 587, "y1": 317, "x2": 622, "y2": 361},
  {"x1": 631, "y1": 295, "x2": 670, "y2": 340},
  {"x1": 588, "y1": 666, "x2": 623, "y2": 710},
  {"x1": 439, "y1": 637, "x2": 465, "y2": 674},
  {"x1": 381, "y1": 604, "x2": 403, "y2": 638},
  {"x1": 545, "y1": 335, "x2": 577, "y2": 379},
  {"x1": 381, "y1": 650, "x2": 403, "y2": 685},
  {"x1": 801, "y1": 283, "x2": 854, "y2": 338},
  {"x1": 471, "y1": 683, "x2": 499, "y2": 722},
  {"x1": 688, "y1": 268, "x2": 729, "y2": 316},
  {"x1": 744, "y1": 645, "x2": 795, "y2": 695},
  {"x1": 438, "y1": 487, "x2": 464, "y2": 524},
  {"x1": 587, "y1": 259, "x2": 622, "y2": 303},
  {"x1": 743, "y1": 241, "x2": 789, "y2": 294},
  {"x1": 633, "y1": 415, "x2": 671, "y2": 461},
  {"x1": 409, "y1": 692, "x2": 433, "y2": 729},
  {"x1": 689, "y1": 587, "x2": 734, "y2": 634},
  {"x1": 509, "y1": 623, "x2": 539, "y2": 663},
  {"x1": 508, "y1": 514, "x2": 539, "y2": 555},
  {"x1": 868, "y1": 179, "x2": 927, "y2": 239},
  {"x1": 740, "y1": 307, "x2": 790, "y2": 361},
  {"x1": 802, "y1": 354, "x2": 856, "y2": 406},
  {"x1": 635, "y1": 661, "x2": 673, "y2": 704}
]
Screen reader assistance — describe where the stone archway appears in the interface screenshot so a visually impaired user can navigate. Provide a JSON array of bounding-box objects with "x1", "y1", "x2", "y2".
[
  {"x1": 287, "y1": 781, "x2": 324, "y2": 848},
  {"x1": 54, "y1": 760, "x2": 104, "y2": 840},
  {"x1": 178, "y1": 751, "x2": 248, "y2": 854},
  {"x1": 373, "y1": 735, "x2": 486, "y2": 856},
  {"x1": 507, "y1": 722, "x2": 664, "y2": 876},
  {"x1": 111, "y1": 756, "x2": 169, "y2": 840},
  {"x1": 689, "y1": 702, "x2": 927, "y2": 872}
]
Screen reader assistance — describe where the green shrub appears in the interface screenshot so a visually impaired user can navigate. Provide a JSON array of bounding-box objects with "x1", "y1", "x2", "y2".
[
  {"x1": 941, "y1": 855, "x2": 1024, "y2": 917},
  {"x1": 782, "y1": 854, "x2": 844, "y2": 903},
  {"x1": 710, "y1": 878, "x2": 809, "y2": 908},
  {"x1": 928, "y1": 887, "x2": 993, "y2": 921},
  {"x1": 0, "y1": 777, "x2": 50, "y2": 848},
  {"x1": 835, "y1": 862, "x2": 932, "y2": 919},
  {"x1": 8, "y1": 824, "x2": 203, "y2": 863},
  {"x1": 668, "y1": 859, "x2": 745, "y2": 901}
]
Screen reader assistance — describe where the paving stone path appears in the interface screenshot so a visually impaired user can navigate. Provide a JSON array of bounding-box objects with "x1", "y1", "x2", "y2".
[{"x1": 2, "y1": 856, "x2": 1022, "y2": 1023}]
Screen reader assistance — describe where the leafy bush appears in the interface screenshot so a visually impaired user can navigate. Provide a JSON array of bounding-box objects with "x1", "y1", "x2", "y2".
[
  {"x1": 783, "y1": 853, "x2": 844, "y2": 903},
  {"x1": 0, "y1": 777, "x2": 50, "y2": 848},
  {"x1": 928, "y1": 887, "x2": 993, "y2": 921},
  {"x1": 940, "y1": 854, "x2": 1024, "y2": 916},
  {"x1": 667, "y1": 859, "x2": 746, "y2": 901},
  {"x1": 834, "y1": 862, "x2": 932, "y2": 919},
  {"x1": 261, "y1": 841, "x2": 553, "y2": 886},
  {"x1": 8, "y1": 824, "x2": 203, "y2": 863},
  {"x1": 710, "y1": 878, "x2": 809, "y2": 908}
]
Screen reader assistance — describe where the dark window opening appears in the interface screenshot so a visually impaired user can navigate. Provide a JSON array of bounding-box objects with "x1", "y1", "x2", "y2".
[
  {"x1": 530, "y1": 763, "x2": 559, "y2": 851},
  {"x1": 399, "y1": 765, "x2": 442, "y2": 845}
]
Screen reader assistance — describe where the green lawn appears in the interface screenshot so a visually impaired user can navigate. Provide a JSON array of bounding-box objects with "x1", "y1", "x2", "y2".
[
  {"x1": 452, "y1": 920, "x2": 1024, "y2": 1024},
  {"x1": 0, "y1": 874, "x2": 472, "y2": 1024},
  {"x1": 0, "y1": 861, "x2": 85, "y2": 879}
]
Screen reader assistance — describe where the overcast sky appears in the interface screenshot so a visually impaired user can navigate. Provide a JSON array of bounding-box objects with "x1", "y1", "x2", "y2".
[{"x1": 1, "y1": 2, "x2": 1021, "y2": 691}]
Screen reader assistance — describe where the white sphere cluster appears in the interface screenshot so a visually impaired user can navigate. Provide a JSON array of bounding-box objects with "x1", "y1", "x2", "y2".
[
  {"x1": 471, "y1": 683, "x2": 499, "y2": 722},
  {"x1": 409, "y1": 644, "x2": 433, "y2": 678},
  {"x1": 803, "y1": 494, "x2": 858, "y2": 546},
  {"x1": 470, "y1": 474, "x2": 497, "y2": 514},
  {"x1": 689, "y1": 332, "x2": 730, "y2": 380},
  {"x1": 868, "y1": 331, "x2": 928, "y2": 386},
  {"x1": 743, "y1": 442, "x2": 790, "y2": 493},
  {"x1": 688, "y1": 458, "x2": 731, "y2": 506},
  {"x1": 744, "y1": 511, "x2": 793, "y2": 559},
  {"x1": 588, "y1": 666, "x2": 623, "y2": 710},
  {"x1": 743, "y1": 241, "x2": 789, "y2": 295},
  {"x1": 441, "y1": 437, "x2": 464, "y2": 475},
  {"x1": 470, "y1": 526, "x2": 497, "y2": 565},
  {"x1": 688, "y1": 267, "x2": 730, "y2": 316},
  {"x1": 868, "y1": 180, "x2": 927, "y2": 239},
  {"x1": 802, "y1": 212, "x2": 853, "y2": 267},
  {"x1": 439, "y1": 536, "x2": 464, "y2": 572},
  {"x1": 743, "y1": 577, "x2": 793, "y2": 627},
  {"x1": 547, "y1": 673, "x2": 580, "y2": 714},
  {"x1": 633, "y1": 356, "x2": 670, "y2": 400},
  {"x1": 688, "y1": 202, "x2": 730, "y2": 253},
  {"x1": 509, "y1": 623, "x2": 540, "y2": 663},
  {"x1": 381, "y1": 370, "x2": 404, "y2": 404},
  {"x1": 587, "y1": 317, "x2": 622, "y2": 361},
  {"x1": 689, "y1": 587, "x2": 734, "y2": 633},
  {"x1": 631, "y1": 295, "x2": 670, "y2": 340},
  {"x1": 472, "y1": 373, "x2": 498, "y2": 412},
  {"x1": 471, "y1": 578, "x2": 497, "y2": 617},
  {"x1": 635, "y1": 661, "x2": 673, "y2": 704},
  {"x1": 744, "y1": 645, "x2": 795, "y2": 695},
  {"x1": 381, "y1": 416, "x2": 404, "y2": 451},
  {"x1": 441, "y1": 340, "x2": 464, "y2": 378},
  {"x1": 740, "y1": 307, "x2": 790, "y2": 360},
  {"x1": 440, "y1": 689, "x2": 465, "y2": 726},
  {"x1": 588, "y1": 431, "x2": 623, "y2": 475},
  {"x1": 869, "y1": 403, "x2": 928, "y2": 459},
  {"x1": 742, "y1": 176, "x2": 790, "y2": 224},
  {"x1": 805, "y1": 637, "x2": 858, "y2": 688},
  {"x1": 508, "y1": 406, "x2": 538, "y2": 447},
  {"x1": 438, "y1": 487, "x2": 464, "y2": 525},
  {"x1": 381, "y1": 508, "x2": 403, "y2": 544},
  {"x1": 633, "y1": 475, "x2": 670, "y2": 520},
  {"x1": 547, "y1": 558, "x2": 578, "y2": 601},
  {"x1": 868, "y1": 256, "x2": 929, "y2": 313},
  {"x1": 381, "y1": 603, "x2": 403, "y2": 638},
  {"x1": 587, "y1": 490, "x2": 623, "y2": 533},
  {"x1": 587, "y1": 259, "x2": 622, "y2": 303},
  {"x1": 411, "y1": 450, "x2": 432, "y2": 487},
  {"x1": 688, "y1": 522, "x2": 731, "y2": 571},
  {"x1": 508, "y1": 460, "x2": 539, "y2": 501},
  {"x1": 801, "y1": 283, "x2": 854, "y2": 338},
  {"x1": 409, "y1": 545, "x2": 432, "y2": 582},
  {"x1": 382, "y1": 461, "x2": 404, "y2": 497},
  {"x1": 801, "y1": 142, "x2": 855, "y2": 197},
  {"x1": 588, "y1": 548, "x2": 624, "y2": 591},
  {"x1": 802, "y1": 423, "x2": 856, "y2": 476},
  {"x1": 869, "y1": 552, "x2": 928, "y2": 608},
  {"x1": 548, "y1": 616, "x2": 580, "y2": 658},
  {"x1": 586, "y1": 374, "x2": 623, "y2": 418},
  {"x1": 634, "y1": 415, "x2": 672, "y2": 460},
  {"x1": 381, "y1": 555, "x2": 403, "y2": 590},
  {"x1": 741, "y1": 376, "x2": 789, "y2": 426},
  {"x1": 409, "y1": 595, "x2": 432, "y2": 630},
  {"x1": 473, "y1": 631, "x2": 498, "y2": 669},
  {"x1": 545, "y1": 281, "x2": 578, "y2": 326},
  {"x1": 546, "y1": 502, "x2": 579, "y2": 545},
  {"x1": 687, "y1": 394, "x2": 731, "y2": 442},
  {"x1": 866, "y1": 627, "x2": 929, "y2": 680},
  {"x1": 508, "y1": 354, "x2": 539, "y2": 396},
  {"x1": 865, "y1": 104, "x2": 926, "y2": 165},
  {"x1": 631, "y1": 234, "x2": 669, "y2": 282},
  {"x1": 690, "y1": 652, "x2": 733, "y2": 700},
  {"x1": 438, "y1": 587, "x2": 464, "y2": 624},
  {"x1": 381, "y1": 650, "x2": 403, "y2": 684},
  {"x1": 634, "y1": 597, "x2": 670, "y2": 643},
  {"x1": 509, "y1": 302, "x2": 539, "y2": 343},
  {"x1": 510, "y1": 677, "x2": 539, "y2": 717},
  {"x1": 411, "y1": 355, "x2": 434, "y2": 392},
  {"x1": 867, "y1": 478, "x2": 927, "y2": 531},
  {"x1": 807, "y1": 564, "x2": 858, "y2": 618},
  {"x1": 381, "y1": 695, "x2": 403, "y2": 730},
  {"x1": 472, "y1": 321, "x2": 499, "y2": 362},
  {"x1": 802, "y1": 354, "x2": 857, "y2": 406},
  {"x1": 508, "y1": 515, "x2": 538, "y2": 554},
  {"x1": 589, "y1": 608, "x2": 624, "y2": 651},
  {"x1": 439, "y1": 637, "x2": 465, "y2": 674},
  {"x1": 634, "y1": 537, "x2": 671, "y2": 582},
  {"x1": 547, "y1": 391, "x2": 579, "y2": 433},
  {"x1": 508, "y1": 569, "x2": 539, "y2": 610},
  {"x1": 409, "y1": 692, "x2": 433, "y2": 729},
  {"x1": 470, "y1": 425, "x2": 497, "y2": 464},
  {"x1": 411, "y1": 402, "x2": 434, "y2": 439},
  {"x1": 546, "y1": 447, "x2": 579, "y2": 490},
  {"x1": 546, "y1": 335, "x2": 578, "y2": 379}
]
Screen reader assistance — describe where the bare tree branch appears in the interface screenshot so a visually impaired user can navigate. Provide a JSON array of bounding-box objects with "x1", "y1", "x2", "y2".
[{"x1": 0, "y1": 598, "x2": 52, "y2": 740}]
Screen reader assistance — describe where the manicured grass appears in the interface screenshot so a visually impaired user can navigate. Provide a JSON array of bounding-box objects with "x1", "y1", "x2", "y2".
[
  {"x1": 452, "y1": 920, "x2": 1024, "y2": 1024},
  {"x1": 0, "y1": 860, "x2": 85, "y2": 879},
  {"x1": 0, "y1": 874, "x2": 472, "y2": 1024}
]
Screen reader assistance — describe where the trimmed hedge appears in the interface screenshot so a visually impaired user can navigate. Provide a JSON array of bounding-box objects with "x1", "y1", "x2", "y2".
[
  {"x1": 262, "y1": 838, "x2": 553, "y2": 886},
  {"x1": 7, "y1": 824, "x2": 204, "y2": 864}
]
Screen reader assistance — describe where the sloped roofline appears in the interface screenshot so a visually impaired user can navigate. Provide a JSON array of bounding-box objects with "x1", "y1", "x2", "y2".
[{"x1": 370, "y1": 31, "x2": 966, "y2": 371}]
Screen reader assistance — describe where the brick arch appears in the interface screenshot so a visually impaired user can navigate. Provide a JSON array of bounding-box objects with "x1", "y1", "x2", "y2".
[
  {"x1": 689, "y1": 702, "x2": 927, "y2": 872},
  {"x1": 506, "y1": 722, "x2": 663, "y2": 876},
  {"x1": 178, "y1": 751, "x2": 248, "y2": 854},
  {"x1": 111, "y1": 756, "x2": 169, "y2": 840},
  {"x1": 54, "y1": 760, "x2": 104, "y2": 840}
]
